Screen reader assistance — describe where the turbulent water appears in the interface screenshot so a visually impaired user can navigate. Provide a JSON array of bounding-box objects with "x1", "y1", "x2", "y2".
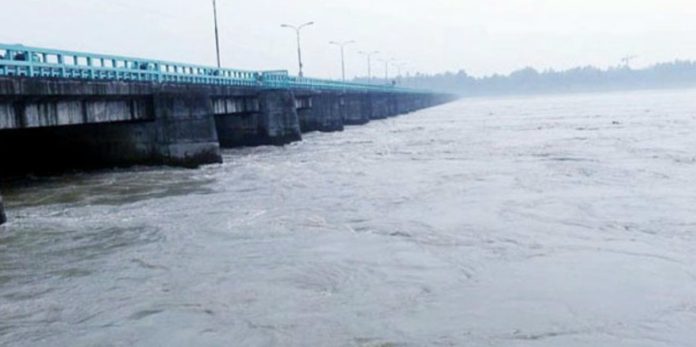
[{"x1": 2, "y1": 89, "x2": 696, "y2": 346}]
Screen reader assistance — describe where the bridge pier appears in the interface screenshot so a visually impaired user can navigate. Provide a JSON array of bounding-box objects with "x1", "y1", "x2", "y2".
[
  {"x1": 256, "y1": 89, "x2": 303, "y2": 145},
  {"x1": 395, "y1": 94, "x2": 407, "y2": 114},
  {"x1": 297, "y1": 92, "x2": 345, "y2": 133},
  {"x1": 341, "y1": 93, "x2": 371, "y2": 125},
  {"x1": 148, "y1": 92, "x2": 223, "y2": 167},
  {"x1": 0, "y1": 83, "x2": 223, "y2": 176},
  {"x1": 215, "y1": 89, "x2": 301, "y2": 147},
  {"x1": 370, "y1": 94, "x2": 391, "y2": 120}
]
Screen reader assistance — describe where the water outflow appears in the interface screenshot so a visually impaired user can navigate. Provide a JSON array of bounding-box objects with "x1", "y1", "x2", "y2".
[{"x1": 2, "y1": 89, "x2": 696, "y2": 346}]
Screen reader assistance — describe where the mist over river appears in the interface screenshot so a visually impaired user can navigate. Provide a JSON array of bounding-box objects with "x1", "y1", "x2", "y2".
[{"x1": 2, "y1": 89, "x2": 696, "y2": 346}]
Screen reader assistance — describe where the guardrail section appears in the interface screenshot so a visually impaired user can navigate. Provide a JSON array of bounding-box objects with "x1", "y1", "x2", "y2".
[{"x1": 0, "y1": 44, "x2": 426, "y2": 93}]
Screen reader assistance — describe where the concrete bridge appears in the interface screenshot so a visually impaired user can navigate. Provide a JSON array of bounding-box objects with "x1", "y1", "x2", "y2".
[{"x1": 0, "y1": 44, "x2": 454, "y2": 225}]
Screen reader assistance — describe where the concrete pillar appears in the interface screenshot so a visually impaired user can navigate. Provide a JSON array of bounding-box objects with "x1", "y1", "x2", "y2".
[
  {"x1": 387, "y1": 94, "x2": 400, "y2": 117},
  {"x1": 80, "y1": 91, "x2": 223, "y2": 168},
  {"x1": 298, "y1": 93, "x2": 345, "y2": 133},
  {"x1": 399, "y1": 95, "x2": 415, "y2": 114},
  {"x1": 256, "y1": 89, "x2": 302, "y2": 145},
  {"x1": 191, "y1": 90, "x2": 302, "y2": 148},
  {"x1": 341, "y1": 93, "x2": 370, "y2": 125},
  {"x1": 0, "y1": 92, "x2": 223, "y2": 175},
  {"x1": 369, "y1": 94, "x2": 389, "y2": 120},
  {"x1": 359, "y1": 93, "x2": 376, "y2": 121},
  {"x1": 150, "y1": 92, "x2": 223, "y2": 167},
  {"x1": 0, "y1": 194, "x2": 5, "y2": 225},
  {"x1": 405, "y1": 95, "x2": 418, "y2": 113},
  {"x1": 394, "y1": 95, "x2": 407, "y2": 115}
]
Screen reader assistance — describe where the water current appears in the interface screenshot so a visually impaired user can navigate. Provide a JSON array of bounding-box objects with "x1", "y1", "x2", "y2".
[{"x1": 2, "y1": 89, "x2": 696, "y2": 346}]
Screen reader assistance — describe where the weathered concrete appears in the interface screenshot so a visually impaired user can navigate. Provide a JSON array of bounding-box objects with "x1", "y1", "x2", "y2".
[
  {"x1": 0, "y1": 75, "x2": 455, "y2": 223},
  {"x1": 149, "y1": 92, "x2": 222, "y2": 167},
  {"x1": 0, "y1": 86, "x2": 222, "y2": 176},
  {"x1": 341, "y1": 93, "x2": 371, "y2": 125},
  {"x1": 297, "y1": 92, "x2": 345, "y2": 133},
  {"x1": 0, "y1": 194, "x2": 5, "y2": 225},
  {"x1": 0, "y1": 96, "x2": 151, "y2": 130},
  {"x1": 212, "y1": 93, "x2": 263, "y2": 147},
  {"x1": 369, "y1": 94, "x2": 391, "y2": 120},
  {"x1": 215, "y1": 89, "x2": 301, "y2": 147},
  {"x1": 257, "y1": 89, "x2": 302, "y2": 145}
]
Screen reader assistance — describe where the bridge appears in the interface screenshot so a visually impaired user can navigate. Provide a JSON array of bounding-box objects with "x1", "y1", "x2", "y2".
[{"x1": 0, "y1": 44, "x2": 454, "y2": 225}]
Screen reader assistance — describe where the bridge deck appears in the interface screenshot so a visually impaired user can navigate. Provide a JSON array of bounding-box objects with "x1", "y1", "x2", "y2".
[{"x1": 0, "y1": 43, "x2": 425, "y2": 94}]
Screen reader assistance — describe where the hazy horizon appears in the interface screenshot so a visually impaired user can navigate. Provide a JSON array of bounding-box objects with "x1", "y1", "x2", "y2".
[{"x1": 2, "y1": 0, "x2": 696, "y2": 79}]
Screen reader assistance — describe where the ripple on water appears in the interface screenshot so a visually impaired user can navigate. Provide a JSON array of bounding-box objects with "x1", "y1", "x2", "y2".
[{"x1": 3, "y1": 90, "x2": 696, "y2": 346}]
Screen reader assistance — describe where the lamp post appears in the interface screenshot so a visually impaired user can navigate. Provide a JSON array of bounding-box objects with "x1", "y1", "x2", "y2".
[
  {"x1": 358, "y1": 50, "x2": 379, "y2": 83},
  {"x1": 281, "y1": 21, "x2": 314, "y2": 77},
  {"x1": 329, "y1": 40, "x2": 355, "y2": 82},
  {"x1": 393, "y1": 62, "x2": 407, "y2": 84},
  {"x1": 212, "y1": 0, "x2": 221, "y2": 68},
  {"x1": 380, "y1": 58, "x2": 396, "y2": 84}
]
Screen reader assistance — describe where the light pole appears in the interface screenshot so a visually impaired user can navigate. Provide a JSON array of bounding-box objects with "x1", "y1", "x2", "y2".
[
  {"x1": 329, "y1": 40, "x2": 355, "y2": 82},
  {"x1": 358, "y1": 50, "x2": 379, "y2": 83},
  {"x1": 281, "y1": 21, "x2": 314, "y2": 77},
  {"x1": 380, "y1": 58, "x2": 396, "y2": 84},
  {"x1": 393, "y1": 62, "x2": 407, "y2": 84},
  {"x1": 212, "y1": 0, "x2": 221, "y2": 68}
]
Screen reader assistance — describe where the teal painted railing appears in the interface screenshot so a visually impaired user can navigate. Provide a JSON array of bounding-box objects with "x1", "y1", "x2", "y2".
[{"x1": 0, "y1": 44, "x2": 426, "y2": 94}]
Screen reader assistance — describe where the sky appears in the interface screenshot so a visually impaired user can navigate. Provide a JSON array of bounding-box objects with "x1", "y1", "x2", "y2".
[{"x1": 2, "y1": 0, "x2": 696, "y2": 79}]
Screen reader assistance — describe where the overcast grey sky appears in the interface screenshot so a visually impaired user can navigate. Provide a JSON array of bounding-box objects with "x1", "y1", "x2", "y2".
[{"x1": 2, "y1": 0, "x2": 696, "y2": 79}]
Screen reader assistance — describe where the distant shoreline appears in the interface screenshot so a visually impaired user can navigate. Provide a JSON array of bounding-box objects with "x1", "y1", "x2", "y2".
[
  {"x1": 451, "y1": 83, "x2": 696, "y2": 98},
  {"x1": 361, "y1": 61, "x2": 696, "y2": 98}
]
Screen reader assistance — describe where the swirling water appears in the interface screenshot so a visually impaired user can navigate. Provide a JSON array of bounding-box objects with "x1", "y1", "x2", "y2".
[{"x1": 2, "y1": 89, "x2": 696, "y2": 346}]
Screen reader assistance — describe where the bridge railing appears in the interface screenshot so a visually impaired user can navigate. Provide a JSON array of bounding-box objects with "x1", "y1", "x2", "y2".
[
  {"x1": 286, "y1": 76, "x2": 421, "y2": 93},
  {"x1": 259, "y1": 72, "x2": 423, "y2": 94},
  {"x1": 0, "y1": 43, "x2": 260, "y2": 87},
  {"x1": 0, "y1": 43, "x2": 427, "y2": 94}
]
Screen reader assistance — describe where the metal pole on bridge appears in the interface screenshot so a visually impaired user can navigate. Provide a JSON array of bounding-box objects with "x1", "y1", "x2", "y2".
[
  {"x1": 358, "y1": 50, "x2": 379, "y2": 83},
  {"x1": 380, "y1": 58, "x2": 395, "y2": 84},
  {"x1": 212, "y1": 0, "x2": 221, "y2": 68},
  {"x1": 330, "y1": 40, "x2": 355, "y2": 82},
  {"x1": 281, "y1": 21, "x2": 314, "y2": 78},
  {"x1": 393, "y1": 62, "x2": 406, "y2": 85}
]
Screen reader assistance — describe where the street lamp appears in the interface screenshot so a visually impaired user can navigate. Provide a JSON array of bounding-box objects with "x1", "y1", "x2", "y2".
[
  {"x1": 379, "y1": 58, "x2": 396, "y2": 84},
  {"x1": 358, "y1": 50, "x2": 379, "y2": 83},
  {"x1": 212, "y1": 0, "x2": 221, "y2": 68},
  {"x1": 329, "y1": 40, "x2": 355, "y2": 82},
  {"x1": 393, "y1": 62, "x2": 407, "y2": 83},
  {"x1": 281, "y1": 21, "x2": 315, "y2": 77}
]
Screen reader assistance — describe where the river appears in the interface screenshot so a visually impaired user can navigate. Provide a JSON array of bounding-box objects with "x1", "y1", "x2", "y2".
[{"x1": 2, "y1": 89, "x2": 696, "y2": 346}]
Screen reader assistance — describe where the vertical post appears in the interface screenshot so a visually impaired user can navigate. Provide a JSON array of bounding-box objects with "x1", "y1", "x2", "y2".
[
  {"x1": 330, "y1": 41, "x2": 355, "y2": 82},
  {"x1": 26, "y1": 50, "x2": 34, "y2": 77},
  {"x1": 296, "y1": 29, "x2": 303, "y2": 78},
  {"x1": 359, "y1": 51, "x2": 379, "y2": 84},
  {"x1": 212, "y1": 0, "x2": 221, "y2": 68},
  {"x1": 58, "y1": 54, "x2": 65, "y2": 78},
  {"x1": 87, "y1": 56, "x2": 94, "y2": 79},
  {"x1": 340, "y1": 45, "x2": 346, "y2": 82},
  {"x1": 281, "y1": 22, "x2": 314, "y2": 78}
]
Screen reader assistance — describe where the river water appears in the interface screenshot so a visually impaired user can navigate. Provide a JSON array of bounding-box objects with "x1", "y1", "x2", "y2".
[{"x1": 2, "y1": 89, "x2": 696, "y2": 346}]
